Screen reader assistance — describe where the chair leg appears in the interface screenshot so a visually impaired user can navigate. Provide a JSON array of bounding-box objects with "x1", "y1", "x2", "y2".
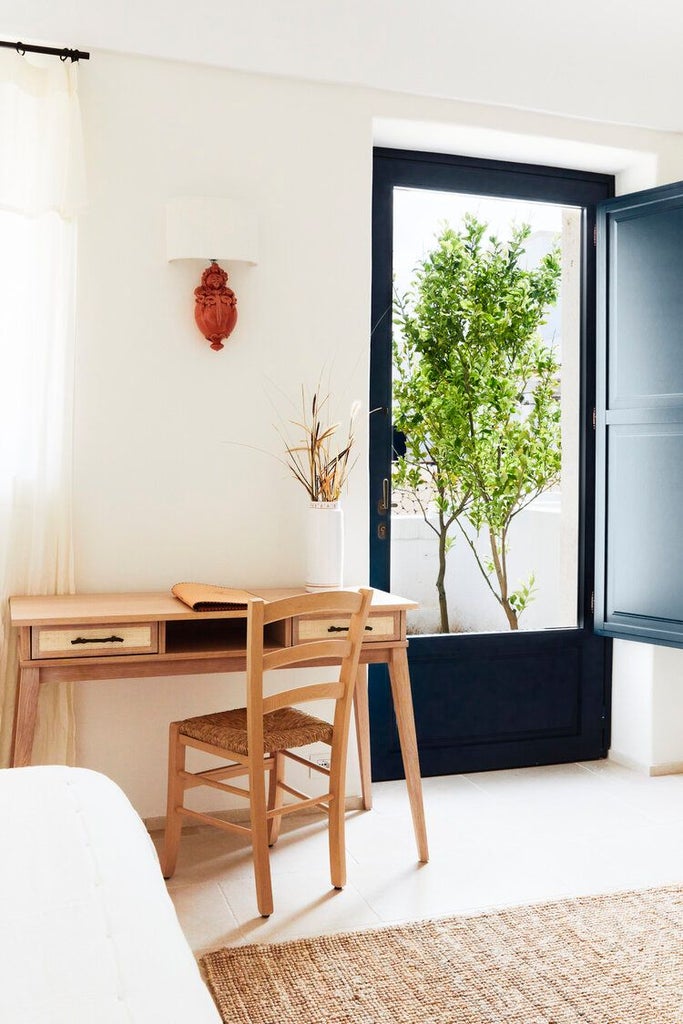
[
  {"x1": 267, "y1": 751, "x2": 285, "y2": 847},
  {"x1": 161, "y1": 723, "x2": 186, "y2": 879},
  {"x1": 249, "y1": 757, "x2": 274, "y2": 917},
  {"x1": 328, "y1": 744, "x2": 347, "y2": 890}
]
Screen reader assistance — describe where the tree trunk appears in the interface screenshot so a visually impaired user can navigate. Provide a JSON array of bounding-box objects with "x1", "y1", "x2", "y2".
[
  {"x1": 488, "y1": 527, "x2": 519, "y2": 630},
  {"x1": 436, "y1": 517, "x2": 449, "y2": 633},
  {"x1": 501, "y1": 600, "x2": 519, "y2": 630}
]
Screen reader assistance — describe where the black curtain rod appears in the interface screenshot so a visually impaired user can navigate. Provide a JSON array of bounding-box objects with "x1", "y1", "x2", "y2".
[{"x1": 0, "y1": 39, "x2": 89, "y2": 62}]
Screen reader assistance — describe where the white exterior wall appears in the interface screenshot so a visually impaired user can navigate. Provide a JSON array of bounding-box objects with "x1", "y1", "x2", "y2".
[
  {"x1": 69, "y1": 50, "x2": 683, "y2": 818},
  {"x1": 391, "y1": 501, "x2": 567, "y2": 635}
]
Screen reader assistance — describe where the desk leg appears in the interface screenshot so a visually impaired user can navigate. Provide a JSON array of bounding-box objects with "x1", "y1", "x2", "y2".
[
  {"x1": 10, "y1": 667, "x2": 40, "y2": 767},
  {"x1": 353, "y1": 665, "x2": 372, "y2": 810},
  {"x1": 387, "y1": 647, "x2": 429, "y2": 863}
]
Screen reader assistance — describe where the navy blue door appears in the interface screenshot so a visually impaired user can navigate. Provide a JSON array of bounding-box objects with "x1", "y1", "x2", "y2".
[{"x1": 370, "y1": 149, "x2": 614, "y2": 780}]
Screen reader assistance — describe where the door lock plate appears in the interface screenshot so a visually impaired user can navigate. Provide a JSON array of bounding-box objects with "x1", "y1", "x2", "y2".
[{"x1": 377, "y1": 522, "x2": 388, "y2": 540}]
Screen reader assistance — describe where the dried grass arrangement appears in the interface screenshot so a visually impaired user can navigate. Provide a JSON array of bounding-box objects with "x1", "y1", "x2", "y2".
[{"x1": 281, "y1": 388, "x2": 360, "y2": 502}]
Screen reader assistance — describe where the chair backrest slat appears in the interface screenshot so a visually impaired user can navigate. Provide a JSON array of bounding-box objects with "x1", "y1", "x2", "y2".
[
  {"x1": 263, "y1": 682, "x2": 344, "y2": 715},
  {"x1": 262, "y1": 590, "x2": 363, "y2": 626},
  {"x1": 263, "y1": 638, "x2": 352, "y2": 673}
]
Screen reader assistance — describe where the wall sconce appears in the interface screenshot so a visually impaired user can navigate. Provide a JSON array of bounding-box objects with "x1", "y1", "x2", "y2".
[{"x1": 166, "y1": 197, "x2": 258, "y2": 352}]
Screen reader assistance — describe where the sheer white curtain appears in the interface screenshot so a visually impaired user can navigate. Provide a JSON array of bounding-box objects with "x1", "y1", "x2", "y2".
[{"x1": 0, "y1": 50, "x2": 86, "y2": 765}]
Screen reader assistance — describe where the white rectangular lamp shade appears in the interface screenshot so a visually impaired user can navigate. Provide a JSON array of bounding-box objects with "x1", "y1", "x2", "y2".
[{"x1": 166, "y1": 197, "x2": 258, "y2": 265}]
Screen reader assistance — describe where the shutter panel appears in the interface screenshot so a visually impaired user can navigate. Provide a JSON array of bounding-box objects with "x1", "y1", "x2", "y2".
[{"x1": 596, "y1": 181, "x2": 683, "y2": 645}]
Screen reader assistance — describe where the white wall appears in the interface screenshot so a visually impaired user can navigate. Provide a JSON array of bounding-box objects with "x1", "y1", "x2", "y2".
[
  {"x1": 73, "y1": 54, "x2": 375, "y2": 818},
  {"x1": 609, "y1": 642, "x2": 655, "y2": 770},
  {"x1": 70, "y1": 51, "x2": 683, "y2": 817}
]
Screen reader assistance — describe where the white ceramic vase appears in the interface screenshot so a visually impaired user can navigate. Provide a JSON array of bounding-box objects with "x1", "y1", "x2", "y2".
[{"x1": 305, "y1": 501, "x2": 344, "y2": 591}]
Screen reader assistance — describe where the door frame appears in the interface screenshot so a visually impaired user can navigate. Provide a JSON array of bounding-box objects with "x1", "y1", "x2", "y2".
[{"x1": 369, "y1": 148, "x2": 614, "y2": 779}]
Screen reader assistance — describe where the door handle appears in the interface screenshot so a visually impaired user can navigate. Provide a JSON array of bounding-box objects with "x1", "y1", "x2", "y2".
[{"x1": 377, "y1": 478, "x2": 396, "y2": 515}]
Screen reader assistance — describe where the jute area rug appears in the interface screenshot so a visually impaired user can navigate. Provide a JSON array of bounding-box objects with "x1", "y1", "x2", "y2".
[{"x1": 200, "y1": 885, "x2": 683, "y2": 1024}]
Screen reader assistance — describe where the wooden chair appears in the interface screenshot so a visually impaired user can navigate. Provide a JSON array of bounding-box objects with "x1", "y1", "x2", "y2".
[{"x1": 161, "y1": 588, "x2": 373, "y2": 917}]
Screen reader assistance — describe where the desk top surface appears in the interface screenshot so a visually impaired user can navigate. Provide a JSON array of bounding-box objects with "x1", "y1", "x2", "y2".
[{"x1": 10, "y1": 587, "x2": 418, "y2": 626}]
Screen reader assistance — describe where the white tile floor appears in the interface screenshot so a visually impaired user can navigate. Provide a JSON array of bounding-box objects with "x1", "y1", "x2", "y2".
[{"x1": 150, "y1": 759, "x2": 683, "y2": 956}]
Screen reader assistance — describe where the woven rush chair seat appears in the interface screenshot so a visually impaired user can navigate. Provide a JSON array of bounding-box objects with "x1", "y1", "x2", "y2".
[
  {"x1": 162, "y1": 588, "x2": 373, "y2": 918},
  {"x1": 177, "y1": 706, "x2": 333, "y2": 756}
]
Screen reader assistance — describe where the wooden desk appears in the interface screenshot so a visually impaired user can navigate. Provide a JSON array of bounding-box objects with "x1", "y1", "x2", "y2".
[{"x1": 9, "y1": 587, "x2": 428, "y2": 862}]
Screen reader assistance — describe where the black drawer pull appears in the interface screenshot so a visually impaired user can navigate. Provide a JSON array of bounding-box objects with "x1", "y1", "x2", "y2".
[
  {"x1": 71, "y1": 635, "x2": 125, "y2": 645},
  {"x1": 327, "y1": 625, "x2": 373, "y2": 633}
]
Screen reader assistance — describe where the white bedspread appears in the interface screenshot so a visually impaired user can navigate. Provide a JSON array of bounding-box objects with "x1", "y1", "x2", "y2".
[{"x1": 0, "y1": 766, "x2": 222, "y2": 1023}]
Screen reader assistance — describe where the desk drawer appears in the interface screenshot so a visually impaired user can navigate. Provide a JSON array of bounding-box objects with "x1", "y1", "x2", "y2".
[
  {"x1": 31, "y1": 622, "x2": 158, "y2": 659},
  {"x1": 293, "y1": 612, "x2": 400, "y2": 645}
]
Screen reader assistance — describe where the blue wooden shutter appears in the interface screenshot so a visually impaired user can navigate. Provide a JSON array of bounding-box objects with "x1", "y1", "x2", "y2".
[{"x1": 596, "y1": 181, "x2": 683, "y2": 645}]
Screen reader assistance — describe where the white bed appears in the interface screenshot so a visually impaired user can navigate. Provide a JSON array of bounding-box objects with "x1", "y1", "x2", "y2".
[{"x1": 0, "y1": 766, "x2": 222, "y2": 1023}]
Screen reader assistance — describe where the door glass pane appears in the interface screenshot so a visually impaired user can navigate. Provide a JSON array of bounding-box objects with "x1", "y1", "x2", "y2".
[{"x1": 390, "y1": 187, "x2": 580, "y2": 635}]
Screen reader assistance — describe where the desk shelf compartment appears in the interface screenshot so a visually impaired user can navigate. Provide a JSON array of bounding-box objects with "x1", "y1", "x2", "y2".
[{"x1": 163, "y1": 617, "x2": 288, "y2": 656}]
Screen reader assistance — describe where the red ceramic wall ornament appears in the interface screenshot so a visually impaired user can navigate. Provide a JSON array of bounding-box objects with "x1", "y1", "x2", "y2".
[{"x1": 193, "y1": 260, "x2": 237, "y2": 351}]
